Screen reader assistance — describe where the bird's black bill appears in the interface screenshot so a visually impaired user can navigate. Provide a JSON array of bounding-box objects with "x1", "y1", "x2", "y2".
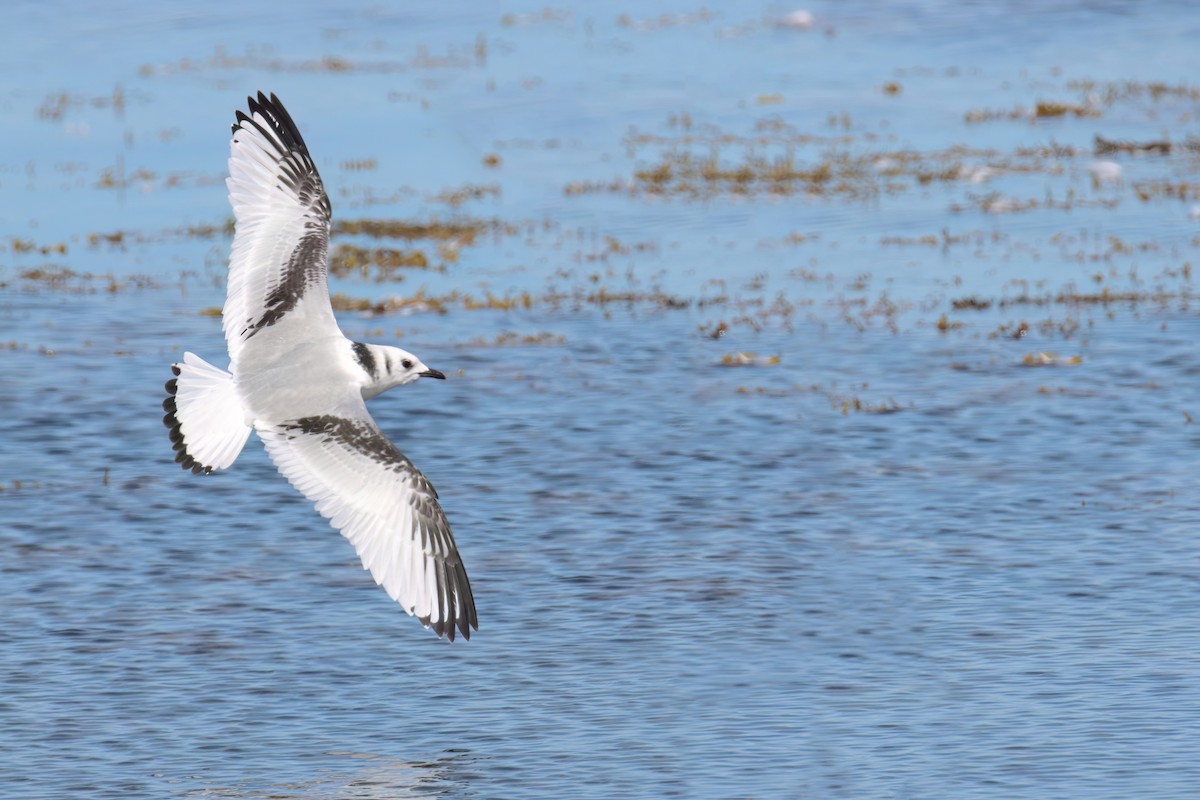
[{"x1": 420, "y1": 369, "x2": 446, "y2": 380}]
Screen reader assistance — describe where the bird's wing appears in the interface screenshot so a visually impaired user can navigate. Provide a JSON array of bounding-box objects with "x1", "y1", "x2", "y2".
[
  {"x1": 257, "y1": 393, "x2": 477, "y2": 640},
  {"x1": 223, "y1": 92, "x2": 339, "y2": 366}
]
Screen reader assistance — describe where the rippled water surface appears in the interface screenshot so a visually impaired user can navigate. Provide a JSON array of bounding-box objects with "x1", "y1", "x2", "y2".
[{"x1": 3, "y1": 2, "x2": 1200, "y2": 798}]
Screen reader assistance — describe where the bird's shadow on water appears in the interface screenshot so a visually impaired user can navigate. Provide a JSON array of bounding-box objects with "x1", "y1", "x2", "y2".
[{"x1": 173, "y1": 748, "x2": 479, "y2": 798}]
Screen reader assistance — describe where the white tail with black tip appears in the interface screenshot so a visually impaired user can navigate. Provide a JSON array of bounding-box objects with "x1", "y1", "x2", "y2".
[{"x1": 163, "y1": 352, "x2": 252, "y2": 474}]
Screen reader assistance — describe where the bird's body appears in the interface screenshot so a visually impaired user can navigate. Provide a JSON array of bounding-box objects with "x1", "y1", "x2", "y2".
[{"x1": 163, "y1": 93, "x2": 476, "y2": 640}]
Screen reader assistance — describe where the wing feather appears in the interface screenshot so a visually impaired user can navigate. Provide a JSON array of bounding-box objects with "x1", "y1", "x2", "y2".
[
  {"x1": 224, "y1": 92, "x2": 338, "y2": 366},
  {"x1": 258, "y1": 406, "x2": 476, "y2": 640}
]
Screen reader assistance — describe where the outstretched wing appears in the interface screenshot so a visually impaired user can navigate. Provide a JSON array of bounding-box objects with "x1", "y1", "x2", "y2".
[
  {"x1": 224, "y1": 92, "x2": 338, "y2": 366},
  {"x1": 257, "y1": 400, "x2": 477, "y2": 641}
]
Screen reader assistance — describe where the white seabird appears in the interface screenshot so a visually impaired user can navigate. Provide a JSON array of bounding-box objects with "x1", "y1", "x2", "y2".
[{"x1": 163, "y1": 92, "x2": 476, "y2": 641}]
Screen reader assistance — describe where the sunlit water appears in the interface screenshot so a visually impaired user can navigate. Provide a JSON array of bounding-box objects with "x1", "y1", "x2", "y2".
[{"x1": 3, "y1": 2, "x2": 1199, "y2": 798}]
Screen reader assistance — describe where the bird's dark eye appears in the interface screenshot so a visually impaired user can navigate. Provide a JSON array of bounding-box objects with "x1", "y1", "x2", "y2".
[{"x1": 401, "y1": 359, "x2": 413, "y2": 370}]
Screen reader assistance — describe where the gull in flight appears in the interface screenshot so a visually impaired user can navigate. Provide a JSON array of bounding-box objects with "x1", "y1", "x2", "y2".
[{"x1": 163, "y1": 92, "x2": 477, "y2": 640}]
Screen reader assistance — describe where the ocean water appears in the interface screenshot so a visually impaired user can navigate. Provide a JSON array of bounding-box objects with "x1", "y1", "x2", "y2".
[{"x1": 2, "y1": 2, "x2": 1199, "y2": 798}]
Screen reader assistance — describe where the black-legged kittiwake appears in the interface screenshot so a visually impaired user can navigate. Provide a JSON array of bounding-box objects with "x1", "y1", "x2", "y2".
[{"x1": 163, "y1": 92, "x2": 476, "y2": 641}]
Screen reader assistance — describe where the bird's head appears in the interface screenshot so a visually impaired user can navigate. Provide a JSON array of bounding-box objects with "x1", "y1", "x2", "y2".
[
  {"x1": 386, "y1": 345, "x2": 445, "y2": 384},
  {"x1": 354, "y1": 342, "x2": 445, "y2": 399}
]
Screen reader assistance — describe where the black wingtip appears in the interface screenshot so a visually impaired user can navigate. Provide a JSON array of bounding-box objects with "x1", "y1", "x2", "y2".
[
  {"x1": 239, "y1": 91, "x2": 312, "y2": 156},
  {"x1": 453, "y1": 559, "x2": 478, "y2": 640},
  {"x1": 425, "y1": 609, "x2": 475, "y2": 643},
  {"x1": 427, "y1": 559, "x2": 478, "y2": 642}
]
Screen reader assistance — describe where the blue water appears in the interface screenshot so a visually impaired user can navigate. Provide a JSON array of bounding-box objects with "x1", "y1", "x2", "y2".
[{"x1": 3, "y1": 2, "x2": 1200, "y2": 798}]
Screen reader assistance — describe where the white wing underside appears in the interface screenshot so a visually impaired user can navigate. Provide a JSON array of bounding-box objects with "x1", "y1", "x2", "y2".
[
  {"x1": 224, "y1": 95, "x2": 339, "y2": 369},
  {"x1": 256, "y1": 389, "x2": 475, "y2": 639}
]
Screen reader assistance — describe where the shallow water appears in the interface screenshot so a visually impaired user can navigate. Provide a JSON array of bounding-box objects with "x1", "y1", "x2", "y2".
[{"x1": 3, "y1": 2, "x2": 1200, "y2": 798}]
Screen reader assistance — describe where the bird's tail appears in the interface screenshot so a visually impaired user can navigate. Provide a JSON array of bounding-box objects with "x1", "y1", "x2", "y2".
[{"x1": 163, "y1": 352, "x2": 252, "y2": 474}]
